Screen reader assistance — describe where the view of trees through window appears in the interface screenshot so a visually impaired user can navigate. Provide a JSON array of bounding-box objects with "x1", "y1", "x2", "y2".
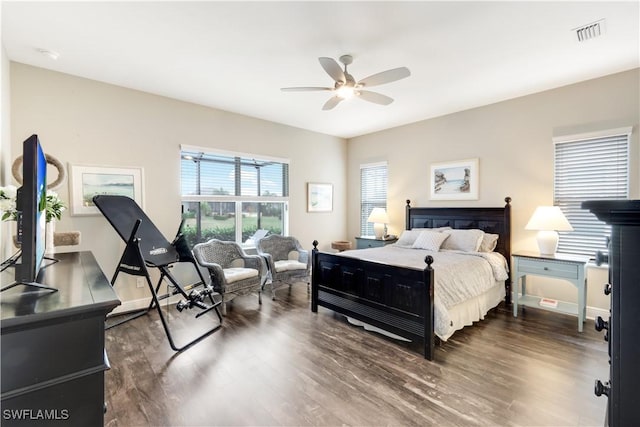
[{"x1": 180, "y1": 149, "x2": 289, "y2": 247}]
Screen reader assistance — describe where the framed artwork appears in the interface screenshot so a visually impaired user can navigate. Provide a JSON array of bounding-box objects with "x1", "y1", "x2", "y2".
[
  {"x1": 307, "y1": 182, "x2": 333, "y2": 212},
  {"x1": 69, "y1": 164, "x2": 144, "y2": 216},
  {"x1": 430, "y1": 158, "x2": 479, "y2": 200}
]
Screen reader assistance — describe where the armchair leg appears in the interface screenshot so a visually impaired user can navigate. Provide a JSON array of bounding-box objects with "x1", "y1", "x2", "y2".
[
  {"x1": 220, "y1": 300, "x2": 228, "y2": 316},
  {"x1": 258, "y1": 291, "x2": 262, "y2": 305}
]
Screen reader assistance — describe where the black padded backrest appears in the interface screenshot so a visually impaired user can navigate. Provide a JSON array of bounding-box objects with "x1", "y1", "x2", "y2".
[{"x1": 93, "y1": 195, "x2": 179, "y2": 267}]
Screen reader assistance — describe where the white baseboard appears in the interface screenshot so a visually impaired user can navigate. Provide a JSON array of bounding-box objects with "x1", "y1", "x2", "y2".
[{"x1": 586, "y1": 305, "x2": 609, "y2": 321}]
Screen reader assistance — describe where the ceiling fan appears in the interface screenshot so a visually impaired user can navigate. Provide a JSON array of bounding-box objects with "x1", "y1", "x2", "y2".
[{"x1": 281, "y1": 55, "x2": 411, "y2": 110}]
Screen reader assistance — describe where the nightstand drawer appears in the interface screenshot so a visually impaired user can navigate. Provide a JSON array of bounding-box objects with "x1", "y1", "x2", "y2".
[
  {"x1": 355, "y1": 237, "x2": 397, "y2": 249},
  {"x1": 518, "y1": 258, "x2": 579, "y2": 280}
]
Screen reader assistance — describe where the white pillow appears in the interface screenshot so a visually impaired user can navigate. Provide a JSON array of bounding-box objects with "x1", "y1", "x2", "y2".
[
  {"x1": 396, "y1": 227, "x2": 452, "y2": 247},
  {"x1": 441, "y1": 229, "x2": 485, "y2": 252},
  {"x1": 411, "y1": 230, "x2": 450, "y2": 251},
  {"x1": 395, "y1": 229, "x2": 424, "y2": 247},
  {"x1": 479, "y1": 233, "x2": 499, "y2": 252}
]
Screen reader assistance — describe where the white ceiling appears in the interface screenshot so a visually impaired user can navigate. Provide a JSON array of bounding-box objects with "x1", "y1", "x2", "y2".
[{"x1": 2, "y1": 1, "x2": 639, "y2": 139}]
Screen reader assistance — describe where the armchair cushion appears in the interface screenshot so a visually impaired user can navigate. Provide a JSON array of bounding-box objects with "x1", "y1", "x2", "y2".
[
  {"x1": 224, "y1": 267, "x2": 259, "y2": 283},
  {"x1": 274, "y1": 260, "x2": 307, "y2": 272}
]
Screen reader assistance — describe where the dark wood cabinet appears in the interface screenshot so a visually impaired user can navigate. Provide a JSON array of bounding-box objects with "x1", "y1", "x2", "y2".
[
  {"x1": 583, "y1": 200, "x2": 640, "y2": 427},
  {"x1": 1, "y1": 251, "x2": 120, "y2": 426}
]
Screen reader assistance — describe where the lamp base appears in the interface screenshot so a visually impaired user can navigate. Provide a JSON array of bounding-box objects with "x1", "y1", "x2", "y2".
[
  {"x1": 536, "y1": 230, "x2": 559, "y2": 255},
  {"x1": 373, "y1": 223, "x2": 385, "y2": 240}
]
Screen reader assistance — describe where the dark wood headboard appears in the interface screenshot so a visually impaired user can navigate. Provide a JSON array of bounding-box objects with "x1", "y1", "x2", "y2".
[{"x1": 405, "y1": 197, "x2": 512, "y2": 302}]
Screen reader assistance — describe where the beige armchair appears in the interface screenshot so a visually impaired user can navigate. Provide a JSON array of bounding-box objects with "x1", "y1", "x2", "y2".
[
  {"x1": 193, "y1": 239, "x2": 268, "y2": 315},
  {"x1": 255, "y1": 234, "x2": 311, "y2": 300}
]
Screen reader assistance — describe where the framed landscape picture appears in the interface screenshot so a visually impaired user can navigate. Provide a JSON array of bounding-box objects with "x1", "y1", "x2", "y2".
[
  {"x1": 307, "y1": 182, "x2": 333, "y2": 212},
  {"x1": 69, "y1": 164, "x2": 144, "y2": 215},
  {"x1": 430, "y1": 158, "x2": 479, "y2": 200}
]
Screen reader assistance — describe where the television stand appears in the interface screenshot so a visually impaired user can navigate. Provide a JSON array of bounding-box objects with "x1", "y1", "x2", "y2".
[
  {"x1": 0, "y1": 256, "x2": 60, "y2": 293},
  {"x1": 0, "y1": 280, "x2": 58, "y2": 293},
  {"x1": 1, "y1": 251, "x2": 121, "y2": 426}
]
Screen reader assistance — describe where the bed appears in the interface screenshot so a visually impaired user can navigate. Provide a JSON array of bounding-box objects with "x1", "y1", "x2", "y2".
[{"x1": 310, "y1": 197, "x2": 512, "y2": 360}]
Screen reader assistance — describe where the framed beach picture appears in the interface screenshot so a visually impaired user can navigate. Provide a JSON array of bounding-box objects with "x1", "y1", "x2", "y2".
[
  {"x1": 430, "y1": 158, "x2": 479, "y2": 200},
  {"x1": 307, "y1": 182, "x2": 333, "y2": 212},
  {"x1": 69, "y1": 164, "x2": 144, "y2": 216}
]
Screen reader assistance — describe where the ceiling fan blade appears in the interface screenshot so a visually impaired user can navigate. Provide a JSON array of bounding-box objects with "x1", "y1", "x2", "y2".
[
  {"x1": 358, "y1": 90, "x2": 394, "y2": 105},
  {"x1": 322, "y1": 96, "x2": 343, "y2": 111},
  {"x1": 358, "y1": 67, "x2": 411, "y2": 87},
  {"x1": 319, "y1": 57, "x2": 346, "y2": 83},
  {"x1": 281, "y1": 87, "x2": 333, "y2": 92}
]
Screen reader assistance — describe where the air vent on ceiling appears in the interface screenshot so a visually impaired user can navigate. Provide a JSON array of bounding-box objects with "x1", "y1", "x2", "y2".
[{"x1": 574, "y1": 19, "x2": 605, "y2": 42}]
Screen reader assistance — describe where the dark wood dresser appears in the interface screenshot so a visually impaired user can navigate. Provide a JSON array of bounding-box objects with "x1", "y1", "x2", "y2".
[
  {"x1": 1, "y1": 251, "x2": 120, "y2": 426},
  {"x1": 583, "y1": 200, "x2": 640, "y2": 427}
]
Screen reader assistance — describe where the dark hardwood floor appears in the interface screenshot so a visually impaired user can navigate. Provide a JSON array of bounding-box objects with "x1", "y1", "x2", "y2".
[{"x1": 104, "y1": 284, "x2": 608, "y2": 426}]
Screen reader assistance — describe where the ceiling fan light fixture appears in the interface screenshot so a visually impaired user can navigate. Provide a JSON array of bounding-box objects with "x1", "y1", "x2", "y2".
[
  {"x1": 336, "y1": 85, "x2": 355, "y2": 99},
  {"x1": 282, "y1": 55, "x2": 410, "y2": 110}
]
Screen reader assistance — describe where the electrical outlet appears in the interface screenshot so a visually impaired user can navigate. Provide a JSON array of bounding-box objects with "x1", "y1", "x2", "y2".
[{"x1": 136, "y1": 278, "x2": 145, "y2": 288}]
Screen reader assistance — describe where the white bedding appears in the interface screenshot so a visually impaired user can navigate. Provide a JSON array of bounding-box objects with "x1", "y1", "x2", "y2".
[{"x1": 336, "y1": 245, "x2": 509, "y2": 340}]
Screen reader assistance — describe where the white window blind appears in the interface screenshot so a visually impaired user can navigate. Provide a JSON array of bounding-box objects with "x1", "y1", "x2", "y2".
[
  {"x1": 360, "y1": 162, "x2": 388, "y2": 236},
  {"x1": 554, "y1": 130, "x2": 630, "y2": 256},
  {"x1": 181, "y1": 151, "x2": 289, "y2": 197}
]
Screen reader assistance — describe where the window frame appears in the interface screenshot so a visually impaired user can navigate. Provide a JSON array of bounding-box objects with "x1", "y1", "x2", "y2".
[
  {"x1": 360, "y1": 161, "x2": 388, "y2": 237},
  {"x1": 553, "y1": 127, "x2": 631, "y2": 257},
  {"x1": 180, "y1": 144, "x2": 290, "y2": 246}
]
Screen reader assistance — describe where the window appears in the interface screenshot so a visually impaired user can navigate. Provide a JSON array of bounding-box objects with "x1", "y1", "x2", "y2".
[
  {"x1": 554, "y1": 128, "x2": 631, "y2": 257},
  {"x1": 180, "y1": 146, "x2": 289, "y2": 247},
  {"x1": 360, "y1": 161, "x2": 388, "y2": 236}
]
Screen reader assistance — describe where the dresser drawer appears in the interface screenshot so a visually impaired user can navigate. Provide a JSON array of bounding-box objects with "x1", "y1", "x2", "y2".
[{"x1": 518, "y1": 258, "x2": 579, "y2": 280}]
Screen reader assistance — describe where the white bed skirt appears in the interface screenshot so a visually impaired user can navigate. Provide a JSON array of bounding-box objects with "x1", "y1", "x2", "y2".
[{"x1": 345, "y1": 282, "x2": 505, "y2": 343}]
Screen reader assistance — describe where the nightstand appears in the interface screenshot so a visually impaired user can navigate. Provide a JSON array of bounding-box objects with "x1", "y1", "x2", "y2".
[
  {"x1": 355, "y1": 236, "x2": 397, "y2": 249},
  {"x1": 512, "y1": 251, "x2": 590, "y2": 332}
]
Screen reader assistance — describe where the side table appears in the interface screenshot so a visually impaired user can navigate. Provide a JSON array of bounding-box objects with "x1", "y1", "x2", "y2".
[{"x1": 512, "y1": 251, "x2": 590, "y2": 332}]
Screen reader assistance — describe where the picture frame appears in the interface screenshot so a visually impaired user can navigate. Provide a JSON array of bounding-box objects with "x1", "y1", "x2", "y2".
[
  {"x1": 69, "y1": 164, "x2": 144, "y2": 216},
  {"x1": 430, "y1": 158, "x2": 479, "y2": 200},
  {"x1": 307, "y1": 182, "x2": 333, "y2": 212}
]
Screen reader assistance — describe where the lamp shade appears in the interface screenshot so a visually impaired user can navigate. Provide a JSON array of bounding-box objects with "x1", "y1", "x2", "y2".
[
  {"x1": 367, "y1": 208, "x2": 389, "y2": 239},
  {"x1": 367, "y1": 208, "x2": 389, "y2": 224},
  {"x1": 525, "y1": 206, "x2": 573, "y2": 255},
  {"x1": 525, "y1": 206, "x2": 574, "y2": 231}
]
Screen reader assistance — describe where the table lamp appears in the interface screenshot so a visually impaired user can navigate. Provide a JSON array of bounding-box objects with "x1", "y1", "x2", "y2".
[
  {"x1": 525, "y1": 206, "x2": 573, "y2": 255},
  {"x1": 367, "y1": 208, "x2": 389, "y2": 239}
]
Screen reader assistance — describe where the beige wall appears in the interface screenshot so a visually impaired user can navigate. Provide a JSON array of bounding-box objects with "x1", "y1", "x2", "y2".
[
  {"x1": 1, "y1": 42, "x2": 12, "y2": 260},
  {"x1": 7, "y1": 63, "x2": 346, "y2": 307},
  {"x1": 347, "y1": 68, "x2": 639, "y2": 316},
  {"x1": 5, "y1": 61, "x2": 638, "y2": 316}
]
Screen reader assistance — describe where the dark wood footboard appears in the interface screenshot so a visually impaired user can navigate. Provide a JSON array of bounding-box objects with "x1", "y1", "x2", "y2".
[
  {"x1": 311, "y1": 241, "x2": 435, "y2": 360},
  {"x1": 310, "y1": 197, "x2": 512, "y2": 361}
]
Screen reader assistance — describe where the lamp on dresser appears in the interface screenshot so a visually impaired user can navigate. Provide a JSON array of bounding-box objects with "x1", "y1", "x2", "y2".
[
  {"x1": 525, "y1": 206, "x2": 573, "y2": 255},
  {"x1": 367, "y1": 208, "x2": 389, "y2": 240}
]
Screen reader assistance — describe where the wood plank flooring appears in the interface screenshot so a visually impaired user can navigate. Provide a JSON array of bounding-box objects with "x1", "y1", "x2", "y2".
[{"x1": 104, "y1": 284, "x2": 608, "y2": 426}]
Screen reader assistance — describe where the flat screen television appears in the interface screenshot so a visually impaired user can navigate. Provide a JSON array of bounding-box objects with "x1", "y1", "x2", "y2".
[{"x1": 3, "y1": 134, "x2": 56, "y2": 292}]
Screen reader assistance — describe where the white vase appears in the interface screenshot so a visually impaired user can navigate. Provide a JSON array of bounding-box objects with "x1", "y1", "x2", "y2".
[{"x1": 45, "y1": 220, "x2": 55, "y2": 254}]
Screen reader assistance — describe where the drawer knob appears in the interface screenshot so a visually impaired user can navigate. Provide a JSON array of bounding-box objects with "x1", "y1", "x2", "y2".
[
  {"x1": 595, "y1": 316, "x2": 609, "y2": 332},
  {"x1": 603, "y1": 283, "x2": 612, "y2": 295},
  {"x1": 543, "y1": 267, "x2": 549, "y2": 270},
  {"x1": 594, "y1": 379, "x2": 610, "y2": 397}
]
